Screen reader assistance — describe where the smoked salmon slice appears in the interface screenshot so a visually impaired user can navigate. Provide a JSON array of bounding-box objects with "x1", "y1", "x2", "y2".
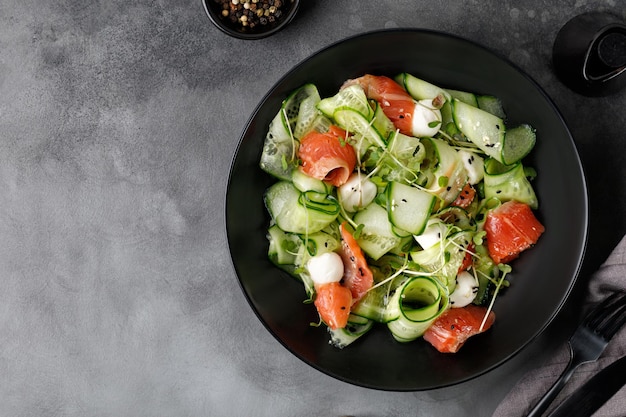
[
  {"x1": 342, "y1": 75, "x2": 416, "y2": 136},
  {"x1": 484, "y1": 200, "x2": 545, "y2": 264},
  {"x1": 297, "y1": 125, "x2": 357, "y2": 187},
  {"x1": 314, "y1": 282, "x2": 352, "y2": 330},
  {"x1": 452, "y1": 183, "x2": 476, "y2": 209},
  {"x1": 423, "y1": 305, "x2": 496, "y2": 353},
  {"x1": 338, "y1": 223, "x2": 374, "y2": 304}
]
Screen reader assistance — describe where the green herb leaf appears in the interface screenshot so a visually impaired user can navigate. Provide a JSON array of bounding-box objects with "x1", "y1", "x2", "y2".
[
  {"x1": 472, "y1": 230, "x2": 487, "y2": 246},
  {"x1": 438, "y1": 176, "x2": 449, "y2": 188},
  {"x1": 370, "y1": 176, "x2": 386, "y2": 187},
  {"x1": 428, "y1": 120, "x2": 442, "y2": 128},
  {"x1": 524, "y1": 166, "x2": 537, "y2": 180},
  {"x1": 353, "y1": 224, "x2": 365, "y2": 239},
  {"x1": 281, "y1": 154, "x2": 288, "y2": 171}
]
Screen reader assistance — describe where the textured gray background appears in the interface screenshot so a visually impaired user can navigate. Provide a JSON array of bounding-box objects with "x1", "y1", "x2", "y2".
[{"x1": 1, "y1": 1, "x2": 625, "y2": 416}]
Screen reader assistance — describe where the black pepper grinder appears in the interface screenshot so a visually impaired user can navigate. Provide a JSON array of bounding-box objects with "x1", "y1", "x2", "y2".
[{"x1": 553, "y1": 12, "x2": 626, "y2": 96}]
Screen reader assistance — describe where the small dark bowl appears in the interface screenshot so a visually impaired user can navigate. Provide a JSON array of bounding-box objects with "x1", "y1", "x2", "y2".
[
  {"x1": 203, "y1": 0, "x2": 300, "y2": 40},
  {"x1": 226, "y1": 29, "x2": 588, "y2": 390}
]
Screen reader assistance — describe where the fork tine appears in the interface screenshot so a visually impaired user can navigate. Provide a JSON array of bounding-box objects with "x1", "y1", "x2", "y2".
[
  {"x1": 583, "y1": 291, "x2": 624, "y2": 328},
  {"x1": 586, "y1": 291, "x2": 626, "y2": 339},
  {"x1": 600, "y1": 300, "x2": 626, "y2": 340}
]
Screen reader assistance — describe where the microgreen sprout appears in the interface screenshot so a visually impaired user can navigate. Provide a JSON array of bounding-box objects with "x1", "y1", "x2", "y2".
[
  {"x1": 472, "y1": 230, "x2": 487, "y2": 246},
  {"x1": 282, "y1": 108, "x2": 297, "y2": 164},
  {"x1": 479, "y1": 263, "x2": 512, "y2": 331}
]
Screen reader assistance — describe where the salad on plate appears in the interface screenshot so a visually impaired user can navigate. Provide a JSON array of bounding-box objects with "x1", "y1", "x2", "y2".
[{"x1": 259, "y1": 72, "x2": 545, "y2": 353}]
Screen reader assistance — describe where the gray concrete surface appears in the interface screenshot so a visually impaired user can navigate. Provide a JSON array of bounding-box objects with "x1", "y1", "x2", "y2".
[{"x1": 1, "y1": 1, "x2": 625, "y2": 416}]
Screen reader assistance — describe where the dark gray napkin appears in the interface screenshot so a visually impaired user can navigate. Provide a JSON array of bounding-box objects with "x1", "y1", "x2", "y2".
[{"x1": 493, "y1": 234, "x2": 626, "y2": 417}]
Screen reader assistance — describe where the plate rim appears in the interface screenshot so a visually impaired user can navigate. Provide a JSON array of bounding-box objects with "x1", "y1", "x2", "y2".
[{"x1": 224, "y1": 28, "x2": 589, "y2": 391}]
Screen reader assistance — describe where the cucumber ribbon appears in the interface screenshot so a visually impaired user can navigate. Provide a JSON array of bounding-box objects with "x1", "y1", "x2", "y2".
[{"x1": 387, "y1": 275, "x2": 449, "y2": 342}]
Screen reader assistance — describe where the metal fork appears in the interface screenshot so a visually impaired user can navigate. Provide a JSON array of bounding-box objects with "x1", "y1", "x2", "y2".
[{"x1": 526, "y1": 291, "x2": 626, "y2": 417}]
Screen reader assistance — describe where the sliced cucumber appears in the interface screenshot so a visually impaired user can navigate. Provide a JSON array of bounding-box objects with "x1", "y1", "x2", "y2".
[
  {"x1": 351, "y1": 280, "x2": 402, "y2": 323},
  {"x1": 378, "y1": 131, "x2": 426, "y2": 186},
  {"x1": 501, "y1": 124, "x2": 536, "y2": 165},
  {"x1": 477, "y1": 95, "x2": 506, "y2": 119},
  {"x1": 264, "y1": 181, "x2": 339, "y2": 234},
  {"x1": 291, "y1": 169, "x2": 329, "y2": 194},
  {"x1": 328, "y1": 317, "x2": 374, "y2": 349},
  {"x1": 435, "y1": 206, "x2": 476, "y2": 231},
  {"x1": 395, "y1": 73, "x2": 451, "y2": 101},
  {"x1": 283, "y1": 84, "x2": 321, "y2": 133},
  {"x1": 260, "y1": 84, "x2": 320, "y2": 180},
  {"x1": 452, "y1": 98, "x2": 506, "y2": 162},
  {"x1": 259, "y1": 112, "x2": 297, "y2": 181},
  {"x1": 386, "y1": 182, "x2": 435, "y2": 235},
  {"x1": 452, "y1": 99, "x2": 535, "y2": 166},
  {"x1": 483, "y1": 158, "x2": 538, "y2": 209},
  {"x1": 387, "y1": 131, "x2": 425, "y2": 165},
  {"x1": 388, "y1": 235, "x2": 415, "y2": 255},
  {"x1": 297, "y1": 230, "x2": 340, "y2": 258},
  {"x1": 353, "y1": 203, "x2": 401, "y2": 261},
  {"x1": 472, "y1": 244, "x2": 499, "y2": 306},
  {"x1": 267, "y1": 224, "x2": 301, "y2": 265},
  {"x1": 440, "y1": 101, "x2": 460, "y2": 136},
  {"x1": 371, "y1": 101, "x2": 396, "y2": 141},
  {"x1": 307, "y1": 113, "x2": 332, "y2": 135},
  {"x1": 391, "y1": 224, "x2": 412, "y2": 238},
  {"x1": 299, "y1": 190, "x2": 341, "y2": 215},
  {"x1": 386, "y1": 276, "x2": 449, "y2": 342},
  {"x1": 421, "y1": 137, "x2": 468, "y2": 205},
  {"x1": 293, "y1": 86, "x2": 323, "y2": 139},
  {"x1": 446, "y1": 89, "x2": 478, "y2": 107},
  {"x1": 332, "y1": 107, "x2": 387, "y2": 149},
  {"x1": 317, "y1": 84, "x2": 373, "y2": 120},
  {"x1": 410, "y1": 230, "x2": 474, "y2": 292}
]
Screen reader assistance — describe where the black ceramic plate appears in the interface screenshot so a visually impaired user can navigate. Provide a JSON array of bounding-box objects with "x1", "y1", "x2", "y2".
[{"x1": 225, "y1": 29, "x2": 588, "y2": 391}]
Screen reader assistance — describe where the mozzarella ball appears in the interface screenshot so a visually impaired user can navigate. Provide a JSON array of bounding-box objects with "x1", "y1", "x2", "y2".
[
  {"x1": 458, "y1": 150, "x2": 484, "y2": 185},
  {"x1": 306, "y1": 252, "x2": 344, "y2": 286},
  {"x1": 450, "y1": 271, "x2": 479, "y2": 308},
  {"x1": 338, "y1": 172, "x2": 377, "y2": 212},
  {"x1": 414, "y1": 219, "x2": 446, "y2": 250},
  {"x1": 411, "y1": 99, "x2": 442, "y2": 138}
]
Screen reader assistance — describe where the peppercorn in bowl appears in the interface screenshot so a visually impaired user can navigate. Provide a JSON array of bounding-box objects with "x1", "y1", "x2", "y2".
[{"x1": 203, "y1": 0, "x2": 300, "y2": 40}]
